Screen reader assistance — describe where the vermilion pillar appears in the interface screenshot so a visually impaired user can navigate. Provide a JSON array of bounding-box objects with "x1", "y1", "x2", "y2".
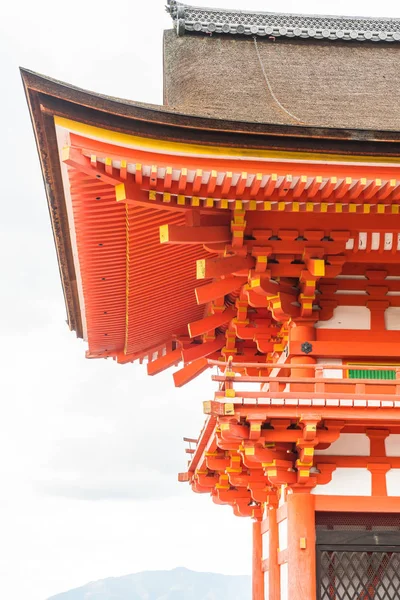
[
  {"x1": 268, "y1": 505, "x2": 280, "y2": 600},
  {"x1": 287, "y1": 493, "x2": 316, "y2": 600},
  {"x1": 252, "y1": 520, "x2": 264, "y2": 600},
  {"x1": 290, "y1": 324, "x2": 316, "y2": 392}
]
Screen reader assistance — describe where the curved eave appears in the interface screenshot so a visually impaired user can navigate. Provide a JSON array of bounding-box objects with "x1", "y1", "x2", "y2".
[
  {"x1": 21, "y1": 69, "x2": 400, "y2": 145},
  {"x1": 21, "y1": 68, "x2": 400, "y2": 338}
]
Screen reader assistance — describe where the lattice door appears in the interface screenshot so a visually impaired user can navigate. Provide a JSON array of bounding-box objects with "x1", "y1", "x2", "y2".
[
  {"x1": 319, "y1": 549, "x2": 400, "y2": 599},
  {"x1": 316, "y1": 513, "x2": 400, "y2": 600}
]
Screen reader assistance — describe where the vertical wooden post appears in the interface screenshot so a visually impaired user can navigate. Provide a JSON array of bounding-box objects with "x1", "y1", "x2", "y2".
[
  {"x1": 367, "y1": 463, "x2": 390, "y2": 496},
  {"x1": 287, "y1": 493, "x2": 316, "y2": 600},
  {"x1": 290, "y1": 324, "x2": 316, "y2": 392},
  {"x1": 268, "y1": 505, "x2": 280, "y2": 600},
  {"x1": 253, "y1": 520, "x2": 265, "y2": 600}
]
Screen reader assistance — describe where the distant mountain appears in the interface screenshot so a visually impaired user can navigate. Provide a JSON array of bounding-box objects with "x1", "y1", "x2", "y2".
[{"x1": 48, "y1": 567, "x2": 251, "y2": 600}]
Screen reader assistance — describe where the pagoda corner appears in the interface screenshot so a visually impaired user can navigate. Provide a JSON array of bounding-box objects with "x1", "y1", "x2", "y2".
[{"x1": 23, "y1": 2, "x2": 400, "y2": 598}]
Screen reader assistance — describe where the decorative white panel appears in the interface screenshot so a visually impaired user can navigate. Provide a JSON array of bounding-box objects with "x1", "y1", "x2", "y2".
[
  {"x1": 312, "y1": 468, "x2": 371, "y2": 496},
  {"x1": 279, "y1": 518, "x2": 288, "y2": 551},
  {"x1": 315, "y1": 306, "x2": 370, "y2": 330},
  {"x1": 385, "y1": 307, "x2": 400, "y2": 331},
  {"x1": 386, "y1": 470, "x2": 400, "y2": 496},
  {"x1": 386, "y1": 434, "x2": 400, "y2": 457},
  {"x1": 263, "y1": 530, "x2": 269, "y2": 561},
  {"x1": 280, "y1": 563, "x2": 288, "y2": 600},
  {"x1": 315, "y1": 434, "x2": 370, "y2": 456}
]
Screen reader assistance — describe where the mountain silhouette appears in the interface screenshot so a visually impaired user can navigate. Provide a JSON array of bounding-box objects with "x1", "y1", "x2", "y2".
[{"x1": 48, "y1": 567, "x2": 251, "y2": 600}]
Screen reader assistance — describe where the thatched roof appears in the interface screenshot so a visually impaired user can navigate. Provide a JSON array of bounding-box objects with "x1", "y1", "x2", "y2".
[{"x1": 163, "y1": 29, "x2": 400, "y2": 130}]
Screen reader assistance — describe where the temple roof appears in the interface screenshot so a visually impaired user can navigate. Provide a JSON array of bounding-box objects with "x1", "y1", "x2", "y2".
[
  {"x1": 21, "y1": 68, "x2": 400, "y2": 383},
  {"x1": 166, "y1": 1, "x2": 400, "y2": 42},
  {"x1": 22, "y1": 70, "x2": 399, "y2": 356}
]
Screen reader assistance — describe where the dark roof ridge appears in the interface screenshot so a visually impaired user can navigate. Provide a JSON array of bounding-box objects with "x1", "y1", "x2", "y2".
[{"x1": 166, "y1": 1, "x2": 400, "y2": 42}]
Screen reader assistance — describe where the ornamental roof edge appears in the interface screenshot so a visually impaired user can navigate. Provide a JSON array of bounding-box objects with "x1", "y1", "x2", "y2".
[{"x1": 166, "y1": 1, "x2": 400, "y2": 42}]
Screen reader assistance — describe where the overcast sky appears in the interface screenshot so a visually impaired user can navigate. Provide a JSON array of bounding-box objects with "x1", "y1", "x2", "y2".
[{"x1": 2, "y1": 0, "x2": 400, "y2": 599}]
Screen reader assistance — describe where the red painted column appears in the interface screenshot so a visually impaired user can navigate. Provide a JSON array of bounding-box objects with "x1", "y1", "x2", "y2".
[
  {"x1": 252, "y1": 520, "x2": 265, "y2": 600},
  {"x1": 367, "y1": 463, "x2": 390, "y2": 496},
  {"x1": 290, "y1": 324, "x2": 316, "y2": 392},
  {"x1": 268, "y1": 505, "x2": 280, "y2": 600},
  {"x1": 287, "y1": 492, "x2": 316, "y2": 600}
]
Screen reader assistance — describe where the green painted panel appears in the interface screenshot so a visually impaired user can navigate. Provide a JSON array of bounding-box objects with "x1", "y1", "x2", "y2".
[{"x1": 348, "y1": 369, "x2": 396, "y2": 380}]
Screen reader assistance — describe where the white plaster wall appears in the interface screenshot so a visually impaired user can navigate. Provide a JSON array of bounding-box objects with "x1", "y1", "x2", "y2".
[
  {"x1": 386, "y1": 469, "x2": 400, "y2": 496},
  {"x1": 262, "y1": 531, "x2": 269, "y2": 561},
  {"x1": 315, "y1": 306, "x2": 370, "y2": 330},
  {"x1": 312, "y1": 468, "x2": 371, "y2": 496},
  {"x1": 278, "y1": 518, "x2": 288, "y2": 551},
  {"x1": 315, "y1": 433, "x2": 370, "y2": 456},
  {"x1": 264, "y1": 572, "x2": 269, "y2": 600},
  {"x1": 385, "y1": 307, "x2": 400, "y2": 331},
  {"x1": 316, "y1": 358, "x2": 343, "y2": 379},
  {"x1": 385, "y1": 434, "x2": 400, "y2": 457},
  {"x1": 280, "y1": 563, "x2": 288, "y2": 600}
]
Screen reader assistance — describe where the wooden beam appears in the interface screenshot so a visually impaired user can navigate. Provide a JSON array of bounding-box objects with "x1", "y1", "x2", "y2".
[
  {"x1": 188, "y1": 308, "x2": 236, "y2": 338},
  {"x1": 321, "y1": 177, "x2": 337, "y2": 200},
  {"x1": 147, "y1": 348, "x2": 181, "y2": 376},
  {"x1": 348, "y1": 177, "x2": 366, "y2": 199},
  {"x1": 207, "y1": 170, "x2": 218, "y2": 194},
  {"x1": 378, "y1": 179, "x2": 397, "y2": 200},
  {"x1": 135, "y1": 163, "x2": 143, "y2": 185},
  {"x1": 236, "y1": 172, "x2": 248, "y2": 195},
  {"x1": 160, "y1": 224, "x2": 231, "y2": 244},
  {"x1": 221, "y1": 403, "x2": 400, "y2": 422},
  {"x1": 173, "y1": 357, "x2": 210, "y2": 387},
  {"x1": 292, "y1": 175, "x2": 308, "y2": 199},
  {"x1": 182, "y1": 337, "x2": 225, "y2": 364},
  {"x1": 149, "y1": 165, "x2": 158, "y2": 188},
  {"x1": 62, "y1": 146, "x2": 121, "y2": 187},
  {"x1": 278, "y1": 175, "x2": 293, "y2": 198},
  {"x1": 197, "y1": 255, "x2": 255, "y2": 279},
  {"x1": 364, "y1": 178, "x2": 381, "y2": 200},
  {"x1": 193, "y1": 169, "x2": 203, "y2": 193},
  {"x1": 315, "y1": 456, "x2": 397, "y2": 469},
  {"x1": 315, "y1": 495, "x2": 400, "y2": 513},
  {"x1": 307, "y1": 176, "x2": 323, "y2": 198},
  {"x1": 250, "y1": 173, "x2": 263, "y2": 197},
  {"x1": 335, "y1": 177, "x2": 352, "y2": 199},
  {"x1": 164, "y1": 166, "x2": 173, "y2": 189},
  {"x1": 263, "y1": 174, "x2": 278, "y2": 198},
  {"x1": 221, "y1": 172, "x2": 233, "y2": 196},
  {"x1": 195, "y1": 277, "x2": 244, "y2": 305},
  {"x1": 178, "y1": 168, "x2": 187, "y2": 192},
  {"x1": 289, "y1": 340, "x2": 400, "y2": 359}
]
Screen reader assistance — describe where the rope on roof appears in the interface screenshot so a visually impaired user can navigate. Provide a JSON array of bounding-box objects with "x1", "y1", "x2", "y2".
[{"x1": 253, "y1": 37, "x2": 303, "y2": 124}]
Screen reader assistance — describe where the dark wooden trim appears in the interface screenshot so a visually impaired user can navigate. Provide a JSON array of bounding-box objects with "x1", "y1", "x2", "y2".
[
  {"x1": 22, "y1": 82, "x2": 83, "y2": 337},
  {"x1": 22, "y1": 69, "x2": 400, "y2": 151},
  {"x1": 317, "y1": 530, "x2": 400, "y2": 546}
]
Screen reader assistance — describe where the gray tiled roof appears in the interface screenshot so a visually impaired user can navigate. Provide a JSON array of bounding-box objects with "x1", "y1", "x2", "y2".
[{"x1": 166, "y1": 1, "x2": 400, "y2": 42}]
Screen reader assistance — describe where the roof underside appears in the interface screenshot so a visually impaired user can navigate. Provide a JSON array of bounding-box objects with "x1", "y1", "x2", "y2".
[
  {"x1": 167, "y1": 1, "x2": 400, "y2": 42},
  {"x1": 68, "y1": 161, "x2": 208, "y2": 358}
]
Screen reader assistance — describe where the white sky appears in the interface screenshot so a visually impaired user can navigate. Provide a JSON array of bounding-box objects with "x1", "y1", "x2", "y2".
[{"x1": 2, "y1": 0, "x2": 400, "y2": 598}]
